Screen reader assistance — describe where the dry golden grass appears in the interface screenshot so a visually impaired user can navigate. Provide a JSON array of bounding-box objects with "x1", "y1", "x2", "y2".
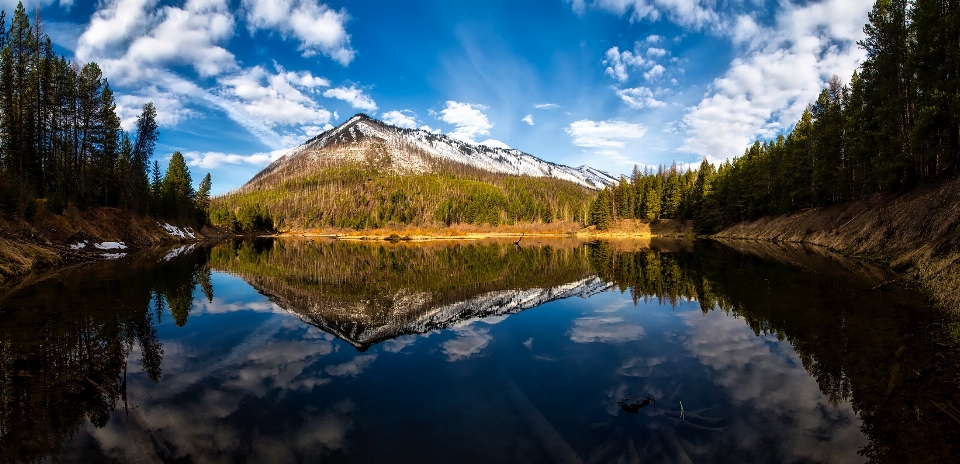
[
  {"x1": 277, "y1": 218, "x2": 692, "y2": 242},
  {"x1": 0, "y1": 238, "x2": 61, "y2": 285}
]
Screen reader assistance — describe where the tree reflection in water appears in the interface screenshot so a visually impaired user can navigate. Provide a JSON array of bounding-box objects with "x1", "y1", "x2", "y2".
[
  {"x1": 0, "y1": 238, "x2": 958, "y2": 463},
  {"x1": 0, "y1": 249, "x2": 213, "y2": 463},
  {"x1": 586, "y1": 240, "x2": 960, "y2": 463}
]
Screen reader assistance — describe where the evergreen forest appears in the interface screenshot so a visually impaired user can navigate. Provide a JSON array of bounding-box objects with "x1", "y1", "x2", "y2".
[
  {"x1": 589, "y1": 0, "x2": 960, "y2": 234},
  {"x1": 210, "y1": 163, "x2": 596, "y2": 232},
  {"x1": 0, "y1": 3, "x2": 209, "y2": 223}
]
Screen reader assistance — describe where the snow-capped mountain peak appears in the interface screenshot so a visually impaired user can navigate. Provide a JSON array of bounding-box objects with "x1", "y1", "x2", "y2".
[{"x1": 246, "y1": 113, "x2": 618, "y2": 190}]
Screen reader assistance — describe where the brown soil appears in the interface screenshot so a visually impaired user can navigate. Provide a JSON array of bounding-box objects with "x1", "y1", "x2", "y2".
[
  {"x1": 0, "y1": 206, "x2": 206, "y2": 286},
  {"x1": 716, "y1": 175, "x2": 960, "y2": 313}
]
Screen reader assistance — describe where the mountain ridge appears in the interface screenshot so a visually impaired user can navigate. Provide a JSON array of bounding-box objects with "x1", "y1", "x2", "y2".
[{"x1": 244, "y1": 113, "x2": 617, "y2": 191}]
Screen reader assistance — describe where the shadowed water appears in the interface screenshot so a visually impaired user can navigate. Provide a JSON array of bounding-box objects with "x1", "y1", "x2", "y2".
[{"x1": 1, "y1": 238, "x2": 958, "y2": 463}]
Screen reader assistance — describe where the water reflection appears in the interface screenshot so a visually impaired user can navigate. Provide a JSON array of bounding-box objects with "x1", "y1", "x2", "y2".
[
  {"x1": 0, "y1": 249, "x2": 211, "y2": 463},
  {"x1": 208, "y1": 238, "x2": 606, "y2": 350},
  {"x1": 0, "y1": 238, "x2": 956, "y2": 462}
]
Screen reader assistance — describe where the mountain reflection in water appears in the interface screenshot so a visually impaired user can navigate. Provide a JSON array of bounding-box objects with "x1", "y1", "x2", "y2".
[{"x1": 0, "y1": 238, "x2": 957, "y2": 463}]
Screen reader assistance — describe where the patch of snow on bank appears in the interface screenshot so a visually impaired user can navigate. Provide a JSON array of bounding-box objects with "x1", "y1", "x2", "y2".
[
  {"x1": 94, "y1": 242, "x2": 127, "y2": 250},
  {"x1": 102, "y1": 253, "x2": 127, "y2": 259},
  {"x1": 70, "y1": 241, "x2": 87, "y2": 250},
  {"x1": 161, "y1": 223, "x2": 196, "y2": 239}
]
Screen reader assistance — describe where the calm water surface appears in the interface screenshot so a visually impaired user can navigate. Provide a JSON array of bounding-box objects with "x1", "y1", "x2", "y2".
[{"x1": 1, "y1": 238, "x2": 958, "y2": 463}]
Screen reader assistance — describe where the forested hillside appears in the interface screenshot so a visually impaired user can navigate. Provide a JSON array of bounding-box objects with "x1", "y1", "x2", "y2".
[
  {"x1": 0, "y1": 3, "x2": 208, "y2": 223},
  {"x1": 590, "y1": 0, "x2": 960, "y2": 234},
  {"x1": 210, "y1": 162, "x2": 595, "y2": 231}
]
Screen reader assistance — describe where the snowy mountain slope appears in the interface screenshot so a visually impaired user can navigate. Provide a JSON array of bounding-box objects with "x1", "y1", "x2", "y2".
[
  {"x1": 245, "y1": 114, "x2": 618, "y2": 190},
  {"x1": 252, "y1": 275, "x2": 612, "y2": 350}
]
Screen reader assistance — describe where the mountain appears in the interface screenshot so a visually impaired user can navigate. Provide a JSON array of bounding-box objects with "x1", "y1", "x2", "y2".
[
  {"x1": 208, "y1": 238, "x2": 609, "y2": 350},
  {"x1": 277, "y1": 276, "x2": 610, "y2": 350},
  {"x1": 244, "y1": 113, "x2": 617, "y2": 191}
]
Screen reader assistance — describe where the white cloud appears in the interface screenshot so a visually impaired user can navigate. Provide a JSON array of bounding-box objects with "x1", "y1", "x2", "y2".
[
  {"x1": 589, "y1": 0, "x2": 721, "y2": 29},
  {"x1": 76, "y1": 0, "x2": 159, "y2": 68},
  {"x1": 602, "y1": 45, "x2": 646, "y2": 82},
  {"x1": 0, "y1": 0, "x2": 71, "y2": 14},
  {"x1": 381, "y1": 335, "x2": 419, "y2": 353},
  {"x1": 643, "y1": 63, "x2": 665, "y2": 82},
  {"x1": 116, "y1": 88, "x2": 199, "y2": 130},
  {"x1": 534, "y1": 102, "x2": 560, "y2": 109},
  {"x1": 438, "y1": 101, "x2": 494, "y2": 144},
  {"x1": 680, "y1": 310, "x2": 867, "y2": 461},
  {"x1": 128, "y1": 0, "x2": 236, "y2": 78},
  {"x1": 522, "y1": 114, "x2": 535, "y2": 126},
  {"x1": 78, "y1": 0, "x2": 239, "y2": 82},
  {"x1": 242, "y1": 0, "x2": 355, "y2": 65},
  {"x1": 324, "y1": 354, "x2": 377, "y2": 377},
  {"x1": 568, "y1": 0, "x2": 587, "y2": 15},
  {"x1": 566, "y1": 119, "x2": 647, "y2": 147},
  {"x1": 2, "y1": 0, "x2": 72, "y2": 7},
  {"x1": 568, "y1": 317, "x2": 644, "y2": 343},
  {"x1": 74, "y1": 0, "x2": 346, "y2": 151},
  {"x1": 441, "y1": 326, "x2": 492, "y2": 362},
  {"x1": 615, "y1": 87, "x2": 666, "y2": 109},
  {"x1": 382, "y1": 110, "x2": 418, "y2": 129},
  {"x1": 646, "y1": 47, "x2": 667, "y2": 58},
  {"x1": 182, "y1": 148, "x2": 289, "y2": 169},
  {"x1": 681, "y1": 0, "x2": 872, "y2": 161},
  {"x1": 616, "y1": 356, "x2": 665, "y2": 377},
  {"x1": 219, "y1": 66, "x2": 334, "y2": 127},
  {"x1": 603, "y1": 41, "x2": 672, "y2": 84},
  {"x1": 645, "y1": 34, "x2": 662, "y2": 44},
  {"x1": 592, "y1": 149, "x2": 642, "y2": 166},
  {"x1": 479, "y1": 139, "x2": 510, "y2": 149},
  {"x1": 322, "y1": 85, "x2": 377, "y2": 112}
]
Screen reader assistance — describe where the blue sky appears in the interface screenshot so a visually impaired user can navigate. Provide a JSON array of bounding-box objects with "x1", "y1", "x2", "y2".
[{"x1": 21, "y1": 0, "x2": 873, "y2": 193}]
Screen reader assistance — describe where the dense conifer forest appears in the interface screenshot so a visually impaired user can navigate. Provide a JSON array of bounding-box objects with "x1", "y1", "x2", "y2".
[
  {"x1": 589, "y1": 0, "x2": 960, "y2": 234},
  {"x1": 0, "y1": 3, "x2": 209, "y2": 223}
]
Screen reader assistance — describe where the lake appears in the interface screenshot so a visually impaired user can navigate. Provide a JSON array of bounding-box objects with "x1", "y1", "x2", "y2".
[{"x1": 1, "y1": 237, "x2": 958, "y2": 463}]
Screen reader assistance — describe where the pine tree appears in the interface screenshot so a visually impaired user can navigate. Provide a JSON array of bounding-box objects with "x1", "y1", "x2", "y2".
[
  {"x1": 589, "y1": 188, "x2": 612, "y2": 230},
  {"x1": 161, "y1": 151, "x2": 193, "y2": 220},
  {"x1": 128, "y1": 102, "x2": 157, "y2": 210},
  {"x1": 194, "y1": 172, "x2": 212, "y2": 222}
]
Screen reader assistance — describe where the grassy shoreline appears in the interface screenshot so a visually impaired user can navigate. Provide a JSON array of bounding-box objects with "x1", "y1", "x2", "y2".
[{"x1": 274, "y1": 218, "x2": 693, "y2": 241}]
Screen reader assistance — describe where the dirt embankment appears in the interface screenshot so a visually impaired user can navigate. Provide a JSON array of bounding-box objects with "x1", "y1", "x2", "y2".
[
  {"x1": 716, "y1": 175, "x2": 960, "y2": 313},
  {"x1": 0, "y1": 206, "x2": 217, "y2": 286}
]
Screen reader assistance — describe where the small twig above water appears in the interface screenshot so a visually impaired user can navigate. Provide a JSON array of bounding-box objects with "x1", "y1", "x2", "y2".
[{"x1": 871, "y1": 279, "x2": 897, "y2": 291}]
